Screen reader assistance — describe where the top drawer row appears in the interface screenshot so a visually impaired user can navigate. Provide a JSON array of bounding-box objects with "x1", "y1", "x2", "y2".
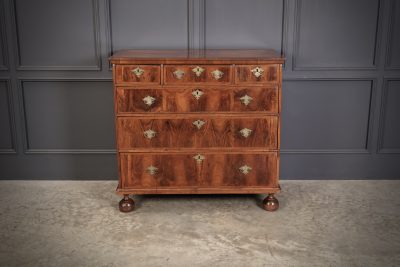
[{"x1": 114, "y1": 64, "x2": 279, "y2": 85}]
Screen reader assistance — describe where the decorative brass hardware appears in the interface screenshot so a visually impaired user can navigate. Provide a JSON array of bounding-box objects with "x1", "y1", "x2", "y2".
[
  {"x1": 142, "y1": 95, "x2": 156, "y2": 106},
  {"x1": 143, "y1": 129, "x2": 156, "y2": 139},
  {"x1": 211, "y1": 69, "x2": 224, "y2": 80},
  {"x1": 251, "y1": 67, "x2": 264, "y2": 78},
  {"x1": 193, "y1": 120, "x2": 206, "y2": 129},
  {"x1": 192, "y1": 66, "x2": 205, "y2": 77},
  {"x1": 146, "y1": 165, "x2": 158, "y2": 175},
  {"x1": 192, "y1": 89, "x2": 204, "y2": 100},
  {"x1": 131, "y1": 67, "x2": 144, "y2": 78},
  {"x1": 240, "y1": 94, "x2": 253, "y2": 106},
  {"x1": 239, "y1": 165, "x2": 252, "y2": 175},
  {"x1": 193, "y1": 154, "x2": 205, "y2": 163},
  {"x1": 239, "y1": 128, "x2": 253, "y2": 138},
  {"x1": 173, "y1": 69, "x2": 185, "y2": 79}
]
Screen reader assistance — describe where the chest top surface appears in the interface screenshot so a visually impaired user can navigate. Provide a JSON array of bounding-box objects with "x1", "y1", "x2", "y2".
[{"x1": 110, "y1": 49, "x2": 284, "y2": 64}]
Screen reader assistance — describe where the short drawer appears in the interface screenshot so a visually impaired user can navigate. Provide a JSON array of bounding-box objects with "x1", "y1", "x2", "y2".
[
  {"x1": 120, "y1": 152, "x2": 278, "y2": 188},
  {"x1": 116, "y1": 88, "x2": 163, "y2": 113},
  {"x1": 116, "y1": 87, "x2": 278, "y2": 113},
  {"x1": 117, "y1": 117, "x2": 278, "y2": 149},
  {"x1": 115, "y1": 65, "x2": 160, "y2": 84},
  {"x1": 164, "y1": 65, "x2": 232, "y2": 84},
  {"x1": 235, "y1": 64, "x2": 279, "y2": 84}
]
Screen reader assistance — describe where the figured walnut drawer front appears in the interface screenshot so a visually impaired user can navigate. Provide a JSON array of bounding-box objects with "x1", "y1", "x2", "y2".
[
  {"x1": 164, "y1": 65, "x2": 231, "y2": 84},
  {"x1": 120, "y1": 153, "x2": 278, "y2": 188},
  {"x1": 235, "y1": 65, "x2": 279, "y2": 84},
  {"x1": 116, "y1": 88, "x2": 164, "y2": 113},
  {"x1": 116, "y1": 87, "x2": 278, "y2": 113},
  {"x1": 117, "y1": 117, "x2": 278, "y2": 149},
  {"x1": 115, "y1": 65, "x2": 161, "y2": 84}
]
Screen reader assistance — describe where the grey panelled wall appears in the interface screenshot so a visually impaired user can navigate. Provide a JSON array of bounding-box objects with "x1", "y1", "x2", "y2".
[{"x1": 0, "y1": 0, "x2": 399, "y2": 179}]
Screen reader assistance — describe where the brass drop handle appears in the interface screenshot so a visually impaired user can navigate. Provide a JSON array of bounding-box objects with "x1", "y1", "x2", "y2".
[
  {"x1": 192, "y1": 66, "x2": 205, "y2": 77},
  {"x1": 240, "y1": 94, "x2": 253, "y2": 106},
  {"x1": 193, "y1": 154, "x2": 205, "y2": 163},
  {"x1": 143, "y1": 129, "x2": 157, "y2": 139},
  {"x1": 239, "y1": 165, "x2": 252, "y2": 175},
  {"x1": 193, "y1": 120, "x2": 206, "y2": 129},
  {"x1": 173, "y1": 69, "x2": 185, "y2": 79},
  {"x1": 192, "y1": 89, "x2": 204, "y2": 100},
  {"x1": 211, "y1": 69, "x2": 224, "y2": 80},
  {"x1": 131, "y1": 67, "x2": 144, "y2": 78},
  {"x1": 147, "y1": 165, "x2": 158, "y2": 175},
  {"x1": 239, "y1": 128, "x2": 252, "y2": 138},
  {"x1": 142, "y1": 95, "x2": 156, "y2": 106},
  {"x1": 251, "y1": 67, "x2": 264, "y2": 78}
]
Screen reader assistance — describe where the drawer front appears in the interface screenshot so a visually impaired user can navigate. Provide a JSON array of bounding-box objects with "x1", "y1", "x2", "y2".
[
  {"x1": 116, "y1": 87, "x2": 277, "y2": 113},
  {"x1": 235, "y1": 65, "x2": 279, "y2": 84},
  {"x1": 117, "y1": 117, "x2": 278, "y2": 149},
  {"x1": 232, "y1": 87, "x2": 278, "y2": 112},
  {"x1": 120, "y1": 153, "x2": 278, "y2": 188},
  {"x1": 164, "y1": 65, "x2": 231, "y2": 84},
  {"x1": 115, "y1": 65, "x2": 161, "y2": 84},
  {"x1": 116, "y1": 88, "x2": 163, "y2": 112},
  {"x1": 164, "y1": 87, "x2": 231, "y2": 112}
]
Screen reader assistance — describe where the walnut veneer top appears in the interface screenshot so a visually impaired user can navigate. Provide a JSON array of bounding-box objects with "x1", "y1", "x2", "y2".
[{"x1": 110, "y1": 49, "x2": 284, "y2": 64}]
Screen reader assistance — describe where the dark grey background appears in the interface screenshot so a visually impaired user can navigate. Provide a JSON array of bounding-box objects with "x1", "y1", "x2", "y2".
[{"x1": 0, "y1": 0, "x2": 399, "y2": 179}]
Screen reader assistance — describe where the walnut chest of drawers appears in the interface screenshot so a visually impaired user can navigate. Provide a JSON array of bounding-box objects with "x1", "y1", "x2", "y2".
[{"x1": 110, "y1": 49, "x2": 285, "y2": 212}]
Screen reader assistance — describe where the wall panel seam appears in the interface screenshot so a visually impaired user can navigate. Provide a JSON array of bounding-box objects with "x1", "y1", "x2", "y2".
[
  {"x1": 384, "y1": 0, "x2": 400, "y2": 70},
  {"x1": 0, "y1": 79, "x2": 17, "y2": 153},
  {"x1": 376, "y1": 78, "x2": 400, "y2": 153},
  {"x1": 0, "y1": 0, "x2": 9, "y2": 70}
]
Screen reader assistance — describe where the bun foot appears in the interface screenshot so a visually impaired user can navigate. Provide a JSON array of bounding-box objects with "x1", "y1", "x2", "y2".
[
  {"x1": 119, "y1": 194, "x2": 135, "y2": 212},
  {"x1": 263, "y1": 194, "x2": 279, "y2": 212}
]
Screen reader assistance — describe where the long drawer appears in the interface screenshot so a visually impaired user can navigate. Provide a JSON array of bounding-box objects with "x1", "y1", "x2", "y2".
[
  {"x1": 117, "y1": 117, "x2": 278, "y2": 149},
  {"x1": 116, "y1": 87, "x2": 278, "y2": 113},
  {"x1": 120, "y1": 152, "x2": 278, "y2": 188}
]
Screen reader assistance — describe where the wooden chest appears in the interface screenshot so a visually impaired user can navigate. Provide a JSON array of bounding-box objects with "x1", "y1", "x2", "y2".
[{"x1": 110, "y1": 49, "x2": 284, "y2": 212}]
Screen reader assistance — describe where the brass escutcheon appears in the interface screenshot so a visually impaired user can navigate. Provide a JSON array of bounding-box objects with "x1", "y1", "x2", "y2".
[
  {"x1": 239, "y1": 128, "x2": 253, "y2": 138},
  {"x1": 239, "y1": 165, "x2": 252, "y2": 175},
  {"x1": 142, "y1": 95, "x2": 156, "y2": 106},
  {"x1": 211, "y1": 69, "x2": 224, "y2": 80},
  {"x1": 251, "y1": 66, "x2": 264, "y2": 78},
  {"x1": 193, "y1": 120, "x2": 206, "y2": 129},
  {"x1": 240, "y1": 94, "x2": 253, "y2": 106},
  {"x1": 147, "y1": 165, "x2": 158, "y2": 175},
  {"x1": 131, "y1": 67, "x2": 144, "y2": 78},
  {"x1": 193, "y1": 154, "x2": 205, "y2": 163},
  {"x1": 143, "y1": 129, "x2": 156, "y2": 139},
  {"x1": 192, "y1": 89, "x2": 204, "y2": 100},
  {"x1": 173, "y1": 69, "x2": 185, "y2": 79},
  {"x1": 192, "y1": 66, "x2": 205, "y2": 77}
]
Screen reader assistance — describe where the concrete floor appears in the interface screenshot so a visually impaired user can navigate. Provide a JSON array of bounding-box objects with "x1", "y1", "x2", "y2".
[{"x1": 0, "y1": 181, "x2": 399, "y2": 267}]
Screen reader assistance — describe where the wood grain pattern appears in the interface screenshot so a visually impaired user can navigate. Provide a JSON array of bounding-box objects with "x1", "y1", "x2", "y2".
[
  {"x1": 115, "y1": 65, "x2": 160, "y2": 84},
  {"x1": 164, "y1": 65, "x2": 232, "y2": 84},
  {"x1": 116, "y1": 88, "x2": 163, "y2": 112},
  {"x1": 116, "y1": 87, "x2": 278, "y2": 113},
  {"x1": 120, "y1": 152, "x2": 278, "y2": 189},
  {"x1": 164, "y1": 87, "x2": 232, "y2": 112},
  {"x1": 111, "y1": 49, "x2": 284, "y2": 210},
  {"x1": 232, "y1": 87, "x2": 278, "y2": 112},
  {"x1": 235, "y1": 65, "x2": 279, "y2": 84},
  {"x1": 117, "y1": 117, "x2": 278, "y2": 149}
]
